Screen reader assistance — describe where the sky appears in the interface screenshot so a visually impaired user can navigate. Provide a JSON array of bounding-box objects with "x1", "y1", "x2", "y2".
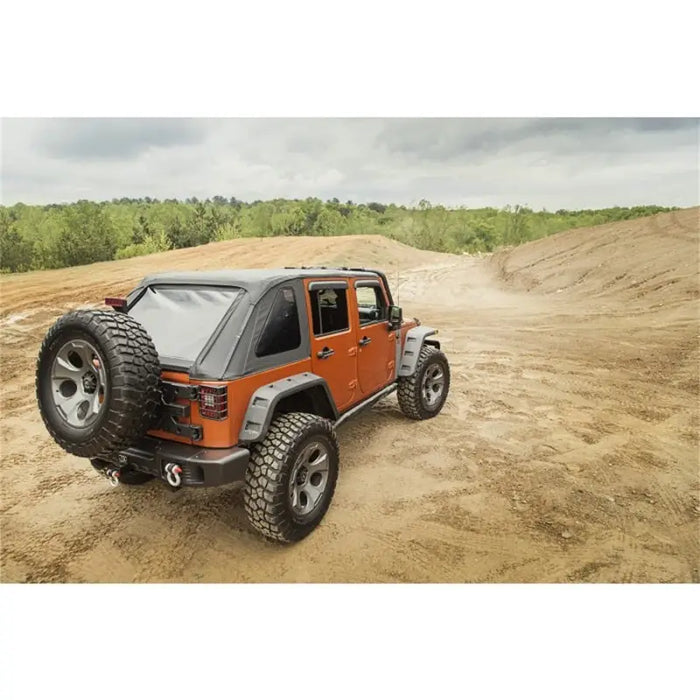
[{"x1": 1, "y1": 118, "x2": 698, "y2": 210}]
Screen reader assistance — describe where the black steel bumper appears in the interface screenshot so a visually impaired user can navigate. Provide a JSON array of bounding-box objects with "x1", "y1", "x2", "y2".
[{"x1": 116, "y1": 437, "x2": 250, "y2": 487}]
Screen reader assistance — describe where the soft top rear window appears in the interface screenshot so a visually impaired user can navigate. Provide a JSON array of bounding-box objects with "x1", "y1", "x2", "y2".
[{"x1": 129, "y1": 285, "x2": 242, "y2": 366}]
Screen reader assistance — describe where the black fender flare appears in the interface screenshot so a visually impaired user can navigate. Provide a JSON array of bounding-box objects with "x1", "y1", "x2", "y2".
[
  {"x1": 238, "y1": 372, "x2": 338, "y2": 443},
  {"x1": 397, "y1": 326, "x2": 440, "y2": 377}
]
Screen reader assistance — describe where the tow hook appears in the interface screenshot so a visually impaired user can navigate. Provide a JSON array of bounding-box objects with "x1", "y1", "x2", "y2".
[
  {"x1": 164, "y1": 463, "x2": 183, "y2": 488},
  {"x1": 105, "y1": 468, "x2": 120, "y2": 487}
]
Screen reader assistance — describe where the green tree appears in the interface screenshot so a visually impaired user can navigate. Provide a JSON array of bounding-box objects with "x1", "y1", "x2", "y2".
[
  {"x1": 0, "y1": 197, "x2": 679, "y2": 272},
  {"x1": 313, "y1": 206, "x2": 344, "y2": 236},
  {"x1": 0, "y1": 210, "x2": 33, "y2": 272},
  {"x1": 503, "y1": 205, "x2": 530, "y2": 246},
  {"x1": 167, "y1": 217, "x2": 188, "y2": 248},
  {"x1": 270, "y1": 206, "x2": 307, "y2": 236},
  {"x1": 116, "y1": 230, "x2": 171, "y2": 260},
  {"x1": 54, "y1": 202, "x2": 117, "y2": 267},
  {"x1": 193, "y1": 202, "x2": 213, "y2": 243},
  {"x1": 132, "y1": 213, "x2": 151, "y2": 244}
]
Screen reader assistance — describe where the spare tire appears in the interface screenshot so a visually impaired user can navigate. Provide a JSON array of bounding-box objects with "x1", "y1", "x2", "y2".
[{"x1": 36, "y1": 309, "x2": 161, "y2": 459}]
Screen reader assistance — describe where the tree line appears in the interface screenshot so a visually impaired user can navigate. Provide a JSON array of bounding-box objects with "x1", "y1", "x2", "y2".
[{"x1": 0, "y1": 196, "x2": 675, "y2": 273}]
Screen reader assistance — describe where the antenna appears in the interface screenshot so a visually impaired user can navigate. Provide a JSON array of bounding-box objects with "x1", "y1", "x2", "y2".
[{"x1": 396, "y1": 260, "x2": 400, "y2": 306}]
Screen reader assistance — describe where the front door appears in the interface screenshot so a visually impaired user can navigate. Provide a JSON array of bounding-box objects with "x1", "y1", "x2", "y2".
[
  {"x1": 305, "y1": 280, "x2": 358, "y2": 412},
  {"x1": 353, "y1": 280, "x2": 395, "y2": 396}
]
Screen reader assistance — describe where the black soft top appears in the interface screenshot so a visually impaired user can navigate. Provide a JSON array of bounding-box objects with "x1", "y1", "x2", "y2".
[
  {"x1": 134, "y1": 267, "x2": 382, "y2": 302},
  {"x1": 125, "y1": 267, "x2": 391, "y2": 379}
]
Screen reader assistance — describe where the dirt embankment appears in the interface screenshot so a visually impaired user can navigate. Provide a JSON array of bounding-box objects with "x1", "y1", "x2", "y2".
[
  {"x1": 1, "y1": 209, "x2": 698, "y2": 583},
  {"x1": 0, "y1": 235, "x2": 438, "y2": 318},
  {"x1": 492, "y1": 208, "x2": 699, "y2": 305}
]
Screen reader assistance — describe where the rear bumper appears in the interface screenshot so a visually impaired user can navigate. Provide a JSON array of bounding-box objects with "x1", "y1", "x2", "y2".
[{"x1": 117, "y1": 437, "x2": 250, "y2": 487}]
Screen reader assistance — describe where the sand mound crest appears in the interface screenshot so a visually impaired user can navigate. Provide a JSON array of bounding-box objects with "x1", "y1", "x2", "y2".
[{"x1": 492, "y1": 207, "x2": 699, "y2": 307}]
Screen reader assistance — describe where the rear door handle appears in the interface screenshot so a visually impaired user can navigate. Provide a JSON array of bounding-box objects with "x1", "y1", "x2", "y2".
[
  {"x1": 316, "y1": 346, "x2": 335, "y2": 359},
  {"x1": 358, "y1": 336, "x2": 371, "y2": 346}
]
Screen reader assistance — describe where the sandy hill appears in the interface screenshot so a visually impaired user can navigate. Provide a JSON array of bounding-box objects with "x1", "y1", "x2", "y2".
[
  {"x1": 0, "y1": 235, "x2": 451, "y2": 318},
  {"x1": 492, "y1": 207, "x2": 699, "y2": 308}
]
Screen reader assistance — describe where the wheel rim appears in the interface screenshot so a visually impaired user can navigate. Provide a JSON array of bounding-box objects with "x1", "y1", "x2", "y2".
[
  {"x1": 421, "y1": 362, "x2": 445, "y2": 408},
  {"x1": 50, "y1": 339, "x2": 108, "y2": 428},
  {"x1": 288, "y1": 441, "x2": 330, "y2": 516}
]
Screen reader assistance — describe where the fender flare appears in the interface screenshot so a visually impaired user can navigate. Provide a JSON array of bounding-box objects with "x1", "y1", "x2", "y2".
[
  {"x1": 397, "y1": 326, "x2": 440, "y2": 377},
  {"x1": 238, "y1": 372, "x2": 338, "y2": 443}
]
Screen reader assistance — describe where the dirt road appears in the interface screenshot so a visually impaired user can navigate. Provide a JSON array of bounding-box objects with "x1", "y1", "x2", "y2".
[{"x1": 1, "y1": 209, "x2": 698, "y2": 582}]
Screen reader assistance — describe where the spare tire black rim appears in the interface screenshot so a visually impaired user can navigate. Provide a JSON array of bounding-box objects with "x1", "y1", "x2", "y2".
[{"x1": 50, "y1": 339, "x2": 108, "y2": 428}]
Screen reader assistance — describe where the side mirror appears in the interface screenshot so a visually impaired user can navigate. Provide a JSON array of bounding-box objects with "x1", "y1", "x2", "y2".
[{"x1": 387, "y1": 305, "x2": 403, "y2": 330}]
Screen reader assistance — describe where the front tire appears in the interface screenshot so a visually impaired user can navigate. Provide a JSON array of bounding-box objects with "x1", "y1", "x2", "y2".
[
  {"x1": 397, "y1": 344, "x2": 450, "y2": 420},
  {"x1": 243, "y1": 412, "x2": 339, "y2": 543}
]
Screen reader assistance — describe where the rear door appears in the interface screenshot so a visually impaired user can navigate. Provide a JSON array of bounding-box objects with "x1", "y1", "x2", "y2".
[
  {"x1": 353, "y1": 279, "x2": 396, "y2": 395},
  {"x1": 305, "y1": 279, "x2": 359, "y2": 412}
]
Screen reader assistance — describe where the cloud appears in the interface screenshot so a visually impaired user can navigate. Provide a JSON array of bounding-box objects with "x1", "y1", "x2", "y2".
[
  {"x1": 36, "y1": 118, "x2": 207, "y2": 160},
  {"x1": 378, "y1": 118, "x2": 699, "y2": 161},
  {"x1": 1, "y1": 118, "x2": 697, "y2": 209}
]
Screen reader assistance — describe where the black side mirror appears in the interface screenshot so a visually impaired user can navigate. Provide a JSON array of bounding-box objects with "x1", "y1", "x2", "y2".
[{"x1": 387, "y1": 305, "x2": 403, "y2": 330}]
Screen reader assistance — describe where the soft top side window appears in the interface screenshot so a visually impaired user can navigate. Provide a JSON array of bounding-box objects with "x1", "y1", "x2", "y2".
[{"x1": 255, "y1": 286, "x2": 302, "y2": 357}]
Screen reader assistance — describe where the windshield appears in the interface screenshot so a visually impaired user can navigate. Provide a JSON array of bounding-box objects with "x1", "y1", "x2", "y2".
[{"x1": 129, "y1": 285, "x2": 242, "y2": 366}]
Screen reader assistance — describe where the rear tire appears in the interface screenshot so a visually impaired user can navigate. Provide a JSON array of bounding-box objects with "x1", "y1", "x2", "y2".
[
  {"x1": 36, "y1": 309, "x2": 161, "y2": 459},
  {"x1": 397, "y1": 344, "x2": 450, "y2": 420},
  {"x1": 243, "y1": 412, "x2": 339, "y2": 543}
]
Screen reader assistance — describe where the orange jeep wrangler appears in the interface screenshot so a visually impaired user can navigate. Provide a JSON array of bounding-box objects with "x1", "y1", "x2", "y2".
[{"x1": 36, "y1": 267, "x2": 450, "y2": 542}]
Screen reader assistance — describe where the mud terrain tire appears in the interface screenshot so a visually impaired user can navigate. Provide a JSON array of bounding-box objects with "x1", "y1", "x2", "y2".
[
  {"x1": 243, "y1": 412, "x2": 339, "y2": 543},
  {"x1": 397, "y1": 344, "x2": 450, "y2": 420},
  {"x1": 36, "y1": 309, "x2": 161, "y2": 459}
]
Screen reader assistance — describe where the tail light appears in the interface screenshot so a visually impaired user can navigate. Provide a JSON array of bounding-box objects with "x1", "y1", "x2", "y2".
[
  {"x1": 199, "y1": 385, "x2": 228, "y2": 420},
  {"x1": 105, "y1": 297, "x2": 127, "y2": 311}
]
